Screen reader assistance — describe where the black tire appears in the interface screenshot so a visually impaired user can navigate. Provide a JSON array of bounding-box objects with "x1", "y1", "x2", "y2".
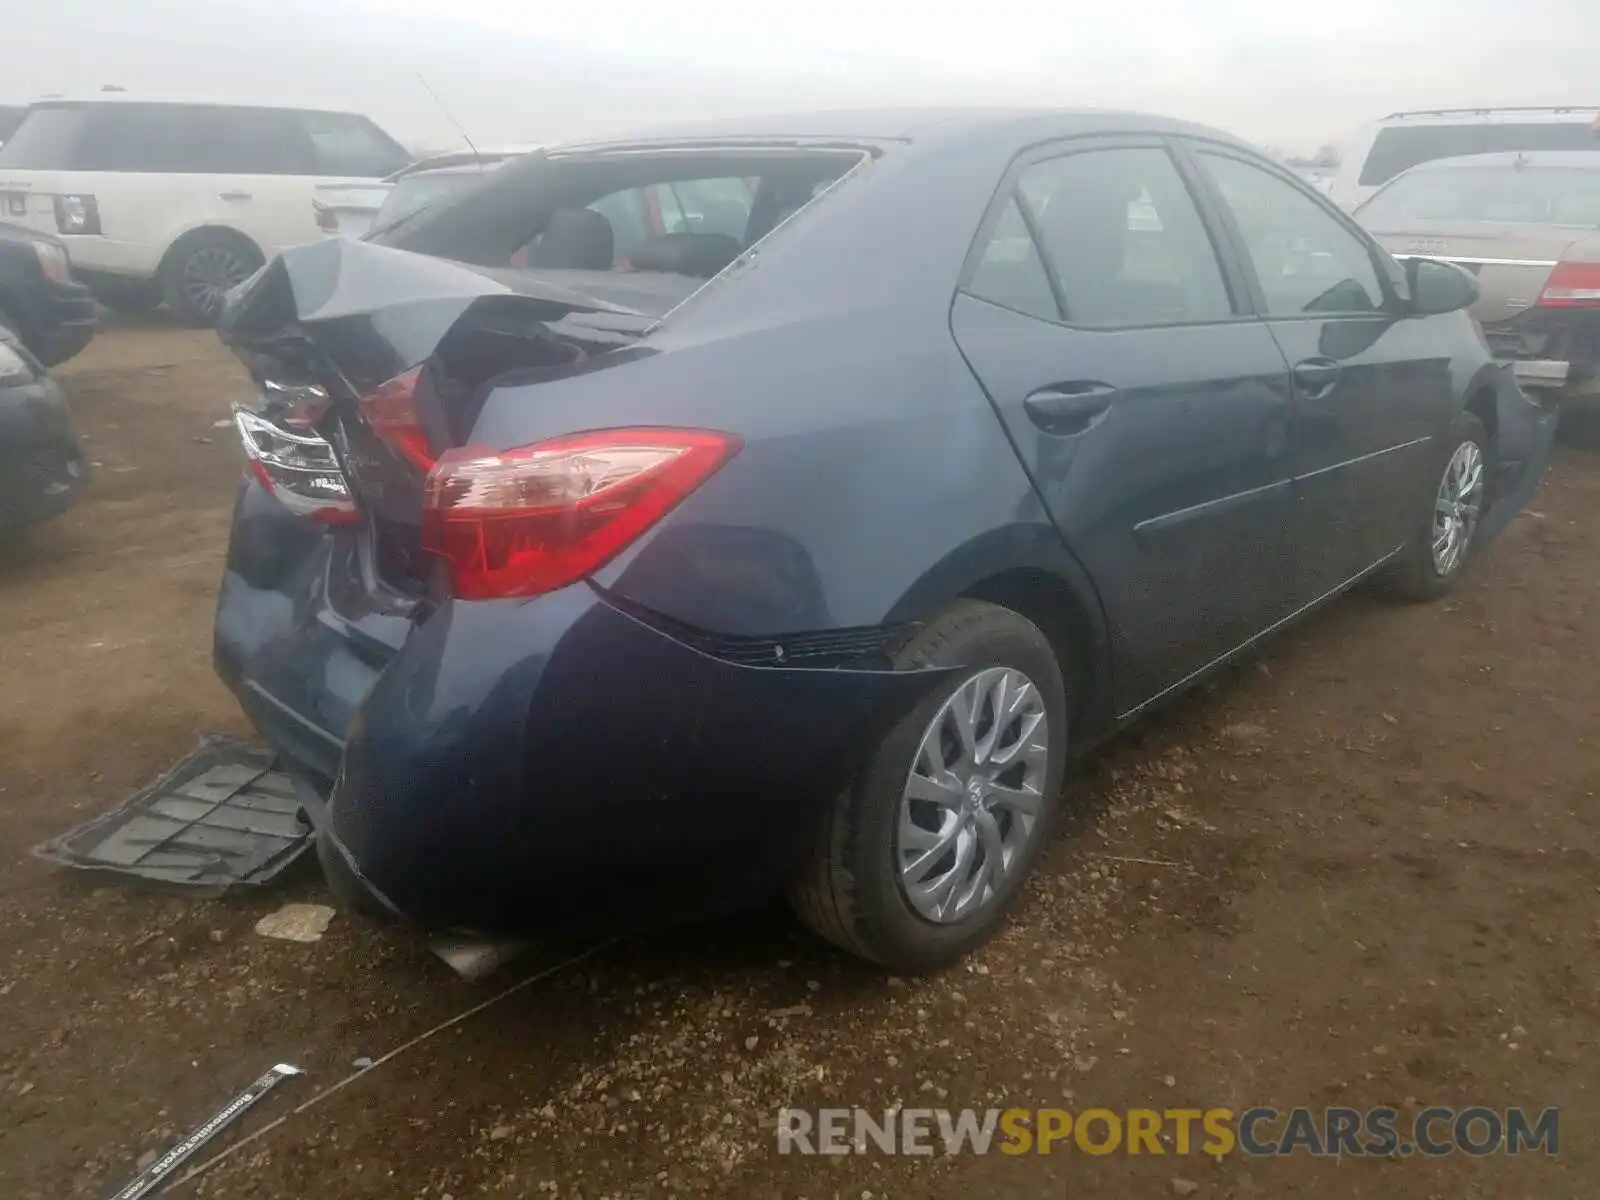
[
  {"x1": 787, "y1": 599, "x2": 1069, "y2": 972},
  {"x1": 161, "y1": 230, "x2": 263, "y2": 327},
  {"x1": 1383, "y1": 410, "x2": 1493, "y2": 602}
]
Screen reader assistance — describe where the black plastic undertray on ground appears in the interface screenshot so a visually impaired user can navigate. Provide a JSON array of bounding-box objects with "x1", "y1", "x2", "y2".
[{"x1": 33, "y1": 734, "x2": 312, "y2": 891}]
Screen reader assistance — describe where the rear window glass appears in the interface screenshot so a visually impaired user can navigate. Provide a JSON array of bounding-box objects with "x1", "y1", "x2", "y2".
[
  {"x1": 1358, "y1": 165, "x2": 1600, "y2": 227},
  {"x1": 376, "y1": 148, "x2": 866, "y2": 281},
  {"x1": 298, "y1": 112, "x2": 410, "y2": 177},
  {"x1": 1359, "y1": 122, "x2": 1600, "y2": 187},
  {"x1": 0, "y1": 106, "x2": 88, "y2": 169}
]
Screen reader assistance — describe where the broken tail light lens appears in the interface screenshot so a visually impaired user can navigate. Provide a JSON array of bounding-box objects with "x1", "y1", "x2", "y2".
[
  {"x1": 1538, "y1": 261, "x2": 1600, "y2": 307},
  {"x1": 421, "y1": 428, "x2": 742, "y2": 600},
  {"x1": 359, "y1": 367, "x2": 434, "y2": 471},
  {"x1": 233, "y1": 406, "x2": 358, "y2": 524}
]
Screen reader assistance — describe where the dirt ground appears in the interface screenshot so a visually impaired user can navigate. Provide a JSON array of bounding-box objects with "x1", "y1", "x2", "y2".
[{"x1": 1, "y1": 324, "x2": 1597, "y2": 1199}]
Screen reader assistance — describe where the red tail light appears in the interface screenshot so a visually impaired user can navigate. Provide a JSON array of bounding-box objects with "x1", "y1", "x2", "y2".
[
  {"x1": 420, "y1": 428, "x2": 741, "y2": 600},
  {"x1": 313, "y1": 200, "x2": 339, "y2": 234},
  {"x1": 359, "y1": 367, "x2": 434, "y2": 471},
  {"x1": 1538, "y1": 260, "x2": 1600, "y2": 307}
]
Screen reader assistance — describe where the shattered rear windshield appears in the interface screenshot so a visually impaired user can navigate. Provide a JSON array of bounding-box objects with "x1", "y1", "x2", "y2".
[{"x1": 371, "y1": 146, "x2": 871, "y2": 284}]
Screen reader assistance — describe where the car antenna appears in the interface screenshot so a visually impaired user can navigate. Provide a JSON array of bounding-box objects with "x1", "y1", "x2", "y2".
[{"x1": 415, "y1": 72, "x2": 481, "y2": 163}]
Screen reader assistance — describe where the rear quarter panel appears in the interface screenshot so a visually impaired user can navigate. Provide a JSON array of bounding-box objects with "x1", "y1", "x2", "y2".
[{"x1": 468, "y1": 129, "x2": 1082, "y2": 641}]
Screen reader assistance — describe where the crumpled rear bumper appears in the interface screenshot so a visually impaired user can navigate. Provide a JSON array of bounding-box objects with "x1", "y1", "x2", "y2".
[
  {"x1": 1479, "y1": 361, "x2": 1559, "y2": 546},
  {"x1": 321, "y1": 586, "x2": 950, "y2": 935},
  {"x1": 215, "y1": 483, "x2": 950, "y2": 936}
]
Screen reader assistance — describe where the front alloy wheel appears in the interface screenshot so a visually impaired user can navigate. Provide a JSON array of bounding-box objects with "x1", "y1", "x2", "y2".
[
  {"x1": 1383, "y1": 409, "x2": 1492, "y2": 602},
  {"x1": 1431, "y1": 439, "x2": 1485, "y2": 577}
]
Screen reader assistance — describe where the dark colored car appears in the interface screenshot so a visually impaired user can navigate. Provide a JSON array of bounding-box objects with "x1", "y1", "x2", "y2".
[
  {"x1": 214, "y1": 110, "x2": 1556, "y2": 972},
  {"x1": 0, "y1": 322, "x2": 86, "y2": 531},
  {"x1": 0, "y1": 220, "x2": 96, "y2": 367}
]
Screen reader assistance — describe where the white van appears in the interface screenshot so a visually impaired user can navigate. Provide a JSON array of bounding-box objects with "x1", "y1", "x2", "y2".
[
  {"x1": 0, "y1": 96, "x2": 411, "y2": 324},
  {"x1": 1331, "y1": 106, "x2": 1600, "y2": 210}
]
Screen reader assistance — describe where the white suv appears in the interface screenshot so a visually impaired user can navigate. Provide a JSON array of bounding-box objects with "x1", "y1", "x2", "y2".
[
  {"x1": 1331, "y1": 106, "x2": 1600, "y2": 210},
  {"x1": 0, "y1": 96, "x2": 411, "y2": 324}
]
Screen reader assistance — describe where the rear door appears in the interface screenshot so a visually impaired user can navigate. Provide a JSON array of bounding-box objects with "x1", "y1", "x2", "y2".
[
  {"x1": 1186, "y1": 144, "x2": 1450, "y2": 606},
  {"x1": 950, "y1": 138, "x2": 1297, "y2": 713}
]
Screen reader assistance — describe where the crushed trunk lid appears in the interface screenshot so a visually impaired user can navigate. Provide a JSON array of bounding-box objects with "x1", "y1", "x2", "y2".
[{"x1": 218, "y1": 238, "x2": 663, "y2": 593}]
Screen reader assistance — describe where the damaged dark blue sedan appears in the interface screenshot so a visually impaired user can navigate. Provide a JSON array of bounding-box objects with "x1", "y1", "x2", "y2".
[{"x1": 214, "y1": 110, "x2": 1555, "y2": 971}]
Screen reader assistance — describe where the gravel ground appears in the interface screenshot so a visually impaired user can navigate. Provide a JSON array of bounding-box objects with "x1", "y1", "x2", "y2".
[{"x1": 1, "y1": 325, "x2": 1596, "y2": 1199}]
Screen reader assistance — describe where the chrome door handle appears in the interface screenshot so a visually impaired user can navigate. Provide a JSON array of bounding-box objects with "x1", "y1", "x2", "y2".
[
  {"x1": 1023, "y1": 382, "x2": 1118, "y2": 436},
  {"x1": 219, "y1": 190, "x2": 252, "y2": 202}
]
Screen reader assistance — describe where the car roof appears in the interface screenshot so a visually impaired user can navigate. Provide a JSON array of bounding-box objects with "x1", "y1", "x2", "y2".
[
  {"x1": 550, "y1": 106, "x2": 1253, "y2": 153},
  {"x1": 1379, "y1": 106, "x2": 1600, "y2": 125},
  {"x1": 395, "y1": 145, "x2": 541, "y2": 178},
  {"x1": 1399, "y1": 150, "x2": 1600, "y2": 173},
  {"x1": 22, "y1": 93, "x2": 370, "y2": 118}
]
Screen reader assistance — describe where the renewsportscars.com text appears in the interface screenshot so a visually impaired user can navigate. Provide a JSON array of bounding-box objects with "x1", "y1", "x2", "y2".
[{"x1": 777, "y1": 1106, "x2": 1559, "y2": 1158}]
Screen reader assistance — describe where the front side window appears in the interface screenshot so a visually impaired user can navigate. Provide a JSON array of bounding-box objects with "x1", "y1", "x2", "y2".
[
  {"x1": 1016, "y1": 147, "x2": 1234, "y2": 327},
  {"x1": 657, "y1": 177, "x2": 754, "y2": 238},
  {"x1": 1200, "y1": 153, "x2": 1386, "y2": 317},
  {"x1": 588, "y1": 187, "x2": 653, "y2": 261}
]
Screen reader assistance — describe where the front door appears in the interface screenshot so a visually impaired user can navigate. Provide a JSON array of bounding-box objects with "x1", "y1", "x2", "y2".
[
  {"x1": 1185, "y1": 145, "x2": 1451, "y2": 605},
  {"x1": 951, "y1": 139, "x2": 1296, "y2": 714}
]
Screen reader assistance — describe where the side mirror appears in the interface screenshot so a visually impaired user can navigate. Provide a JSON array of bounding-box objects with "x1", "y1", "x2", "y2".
[{"x1": 1405, "y1": 257, "x2": 1480, "y2": 316}]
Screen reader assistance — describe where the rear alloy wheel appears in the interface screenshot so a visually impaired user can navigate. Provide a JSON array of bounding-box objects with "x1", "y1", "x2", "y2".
[
  {"x1": 163, "y1": 233, "x2": 261, "y2": 327},
  {"x1": 1385, "y1": 410, "x2": 1492, "y2": 601},
  {"x1": 788, "y1": 600, "x2": 1068, "y2": 972},
  {"x1": 898, "y1": 666, "x2": 1052, "y2": 924}
]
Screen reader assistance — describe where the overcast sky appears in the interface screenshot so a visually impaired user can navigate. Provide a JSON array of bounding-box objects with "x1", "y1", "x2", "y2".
[{"x1": 5, "y1": 0, "x2": 1597, "y2": 154}]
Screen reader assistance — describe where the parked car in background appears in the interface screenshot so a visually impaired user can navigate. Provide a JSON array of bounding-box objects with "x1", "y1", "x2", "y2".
[
  {"x1": 0, "y1": 220, "x2": 96, "y2": 366},
  {"x1": 313, "y1": 146, "x2": 534, "y2": 240},
  {"x1": 0, "y1": 321, "x2": 85, "y2": 533},
  {"x1": 1332, "y1": 106, "x2": 1600, "y2": 209},
  {"x1": 215, "y1": 109, "x2": 1554, "y2": 972},
  {"x1": 1357, "y1": 151, "x2": 1600, "y2": 405},
  {"x1": 0, "y1": 95, "x2": 411, "y2": 325},
  {"x1": 311, "y1": 179, "x2": 393, "y2": 240}
]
